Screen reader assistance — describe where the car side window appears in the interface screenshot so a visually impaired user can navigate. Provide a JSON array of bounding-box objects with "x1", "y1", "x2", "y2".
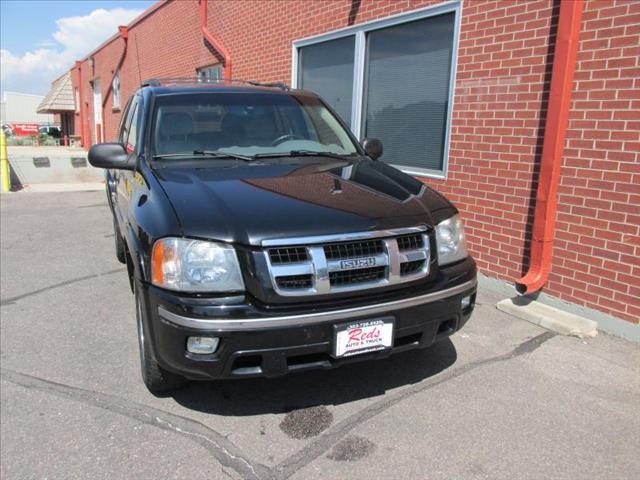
[
  {"x1": 126, "y1": 102, "x2": 140, "y2": 153},
  {"x1": 118, "y1": 97, "x2": 134, "y2": 144}
]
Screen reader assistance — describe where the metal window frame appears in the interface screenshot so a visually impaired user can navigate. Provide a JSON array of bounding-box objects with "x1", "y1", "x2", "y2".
[
  {"x1": 197, "y1": 63, "x2": 223, "y2": 81},
  {"x1": 112, "y1": 70, "x2": 121, "y2": 109},
  {"x1": 74, "y1": 87, "x2": 80, "y2": 113},
  {"x1": 291, "y1": 0, "x2": 463, "y2": 180}
]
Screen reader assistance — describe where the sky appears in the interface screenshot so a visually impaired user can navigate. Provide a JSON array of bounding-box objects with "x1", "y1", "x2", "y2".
[{"x1": 0, "y1": 0, "x2": 155, "y2": 96}]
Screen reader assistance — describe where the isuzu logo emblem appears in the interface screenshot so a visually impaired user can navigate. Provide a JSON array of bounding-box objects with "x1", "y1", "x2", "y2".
[{"x1": 339, "y1": 257, "x2": 376, "y2": 270}]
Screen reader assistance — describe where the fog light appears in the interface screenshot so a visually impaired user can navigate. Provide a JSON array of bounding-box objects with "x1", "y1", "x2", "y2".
[
  {"x1": 461, "y1": 296, "x2": 472, "y2": 309},
  {"x1": 187, "y1": 336, "x2": 219, "y2": 354}
]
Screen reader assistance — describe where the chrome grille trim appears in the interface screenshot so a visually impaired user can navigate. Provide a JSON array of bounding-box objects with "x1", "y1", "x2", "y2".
[
  {"x1": 264, "y1": 227, "x2": 431, "y2": 296},
  {"x1": 309, "y1": 246, "x2": 330, "y2": 295},
  {"x1": 261, "y1": 226, "x2": 428, "y2": 247}
]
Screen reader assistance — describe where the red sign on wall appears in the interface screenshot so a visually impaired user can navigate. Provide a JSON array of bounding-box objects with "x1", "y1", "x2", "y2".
[{"x1": 12, "y1": 123, "x2": 40, "y2": 136}]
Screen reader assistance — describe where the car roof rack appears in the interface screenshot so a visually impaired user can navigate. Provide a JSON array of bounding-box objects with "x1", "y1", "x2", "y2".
[{"x1": 141, "y1": 77, "x2": 290, "y2": 91}]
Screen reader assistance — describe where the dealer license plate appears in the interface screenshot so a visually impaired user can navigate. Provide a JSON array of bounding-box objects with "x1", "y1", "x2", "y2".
[{"x1": 333, "y1": 318, "x2": 394, "y2": 358}]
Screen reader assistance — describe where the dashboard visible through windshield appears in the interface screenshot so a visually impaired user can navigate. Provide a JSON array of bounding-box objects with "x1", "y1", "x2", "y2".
[{"x1": 152, "y1": 92, "x2": 359, "y2": 159}]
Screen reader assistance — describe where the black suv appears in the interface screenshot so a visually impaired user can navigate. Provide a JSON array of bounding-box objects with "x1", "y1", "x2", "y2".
[{"x1": 89, "y1": 79, "x2": 477, "y2": 394}]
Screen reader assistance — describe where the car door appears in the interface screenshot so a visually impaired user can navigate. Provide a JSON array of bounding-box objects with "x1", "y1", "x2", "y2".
[
  {"x1": 108, "y1": 97, "x2": 132, "y2": 220},
  {"x1": 114, "y1": 95, "x2": 140, "y2": 235}
]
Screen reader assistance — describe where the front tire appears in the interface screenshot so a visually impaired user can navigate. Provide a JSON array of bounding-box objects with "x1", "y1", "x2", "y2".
[{"x1": 135, "y1": 285, "x2": 186, "y2": 395}]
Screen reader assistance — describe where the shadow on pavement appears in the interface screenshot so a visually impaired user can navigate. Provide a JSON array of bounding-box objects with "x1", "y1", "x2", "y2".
[{"x1": 171, "y1": 339, "x2": 457, "y2": 416}]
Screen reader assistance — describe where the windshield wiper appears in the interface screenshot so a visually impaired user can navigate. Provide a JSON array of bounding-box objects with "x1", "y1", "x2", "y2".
[
  {"x1": 153, "y1": 150, "x2": 254, "y2": 161},
  {"x1": 193, "y1": 150, "x2": 255, "y2": 161},
  {"x1": 252, "y1": 150, "x2": 357, "y2": 161},
  {"x1": 153, "y1": 152, "x2": 196, "y2": 159},
  {"x1": 153, "y1": 150, "x2": 356, "y2": 162}
]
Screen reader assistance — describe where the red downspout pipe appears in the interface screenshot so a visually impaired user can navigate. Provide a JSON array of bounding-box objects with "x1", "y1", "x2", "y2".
[
  {"x1": 200, "y1": 0, "x2": 232, "y2": 80},
  {"x1": 100, "y1": 26, "x2": 128, "y2": 142},
  {"x1": 516, "y1": 0, "x2": 584, "y2": 295},
  {"x1": 75, "y1": 60, "x2": 87, "y2": 148}
]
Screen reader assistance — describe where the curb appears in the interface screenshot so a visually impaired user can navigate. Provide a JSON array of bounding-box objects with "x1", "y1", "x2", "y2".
[{"x1": 497, "y1": 297, "x2": 598, "y2": 338}]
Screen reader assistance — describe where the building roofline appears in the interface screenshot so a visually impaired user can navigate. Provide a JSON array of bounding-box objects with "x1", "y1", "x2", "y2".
[
  {"x1": 50, "y1": 70, "x2": 70, "y2": 84},
  {"x1": 79, "y1": 0, "x2": 169, "y2": 62},
  {"x1": 2, "y1": 91, "x2": 45, "y2": 98},
  {"x1": 127, "y1": 0, "x2": 169, "y2": 30}
]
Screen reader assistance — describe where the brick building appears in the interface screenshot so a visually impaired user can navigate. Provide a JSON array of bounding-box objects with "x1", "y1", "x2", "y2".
[{"x1": 48, "y1": 0, "x2": 639, "y2": 333}]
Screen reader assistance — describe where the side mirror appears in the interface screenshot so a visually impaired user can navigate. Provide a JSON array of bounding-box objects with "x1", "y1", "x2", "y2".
[
  {"x1": 361, "y1": 138, "x2": 383, "y2": 160},
  {"x1": 88, "y1": 143, "x2": 134, "y2": 170}
]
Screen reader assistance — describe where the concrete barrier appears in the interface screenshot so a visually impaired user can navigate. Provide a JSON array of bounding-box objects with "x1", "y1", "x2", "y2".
[{"x1": 7, "y1": 146, "x2": 104, "y2": 187}]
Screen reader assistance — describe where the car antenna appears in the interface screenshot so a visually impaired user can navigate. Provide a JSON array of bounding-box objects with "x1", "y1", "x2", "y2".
[{"x1": 134, "y1": 33, "x2": 143, "y2": 86}]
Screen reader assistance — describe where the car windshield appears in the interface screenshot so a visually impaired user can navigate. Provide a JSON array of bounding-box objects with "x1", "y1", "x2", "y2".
[{"x1": 152, "y1": 92, "x2": 359, "y2": 158}]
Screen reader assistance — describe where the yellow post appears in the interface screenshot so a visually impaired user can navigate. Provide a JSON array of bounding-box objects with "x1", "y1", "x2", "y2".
[{"x1": 1, "y1": 129, "x2": 10, "y2": 192}]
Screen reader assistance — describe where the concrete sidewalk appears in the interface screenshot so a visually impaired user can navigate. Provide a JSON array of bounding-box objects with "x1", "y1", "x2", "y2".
[{"x1": 1, "y1": 191, "x2": 639, "y2": 480}]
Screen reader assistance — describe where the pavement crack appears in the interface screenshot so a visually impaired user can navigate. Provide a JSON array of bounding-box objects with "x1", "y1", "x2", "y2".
[
  {"x1": 0, "y1": 368, "x2": 272, "y2": 480},
  {"x1": 274, "y1": 331, "x2": 556, "y2": 479},
  {"x1": 154, "y1": 416, "x2": 261, "y2": 479},
  {"x1": 0, "y1": 268, "x2": 125, "y2": 306},
  {"x1": 0, "y1": 332, "x2": 556, "y2": 480}
]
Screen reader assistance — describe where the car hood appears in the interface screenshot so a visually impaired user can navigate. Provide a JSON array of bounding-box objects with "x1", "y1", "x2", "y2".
[{"x1": 151, "y1": 157, "x2": 455, "y2": 246}]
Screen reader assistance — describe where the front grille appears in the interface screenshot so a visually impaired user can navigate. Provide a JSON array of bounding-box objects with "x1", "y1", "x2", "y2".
[
  {"x1": 329, "y1": 266, "x2": 386, "y2": 287},
  {"x1": 397, "y1": 233, "x2": 424, "y2": 251},
  {"x1": 276, "y1": 274, "x2": 313, "y2": 289},
  {"x1": 324, "y1": 240, "x2": 384, "y2": 260},
  {"x1": 264, "y1": 228, "x2": 430, "y2": 296},
  {"x1": 269, "y1": 247, "x2": 309, "y2": 264},
  {"x1": 400, "y1": 260, "x2": 425, "y2": 276}
]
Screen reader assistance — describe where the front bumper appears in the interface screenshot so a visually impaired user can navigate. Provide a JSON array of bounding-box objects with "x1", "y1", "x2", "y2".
[{"x1": 139, "y1": 259, "x2": 477, "y2": 380}]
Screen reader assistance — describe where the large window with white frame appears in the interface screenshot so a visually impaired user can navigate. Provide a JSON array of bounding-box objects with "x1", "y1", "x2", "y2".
[{"x1": 292, "y1": 2, "x2": 460, "y2": 178}]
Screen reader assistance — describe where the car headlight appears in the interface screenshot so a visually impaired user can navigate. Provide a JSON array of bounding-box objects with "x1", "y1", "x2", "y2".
[
  {"x1": 151, "y1": 238, "x2": 244, "y2": 292},
  {"x1": 435, "y1": 214, "x2": 469, "y2": 266}
]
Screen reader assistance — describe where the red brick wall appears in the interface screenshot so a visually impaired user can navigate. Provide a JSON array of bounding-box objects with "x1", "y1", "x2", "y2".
[
  {"x1": 69, "y1": 0, "x2": 639, "y2": 323},
  {"x1": 71, "y1": 0, "x2": 207, "y2": 144},
  {"x1": 555, "y1": 0, "x2": 640, "y2": 321}
]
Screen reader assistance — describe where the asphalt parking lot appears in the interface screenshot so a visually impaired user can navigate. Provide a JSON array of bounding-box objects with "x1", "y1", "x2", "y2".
[{"x1": 1, "y1": 190, "x2": 639, "y2": 480}]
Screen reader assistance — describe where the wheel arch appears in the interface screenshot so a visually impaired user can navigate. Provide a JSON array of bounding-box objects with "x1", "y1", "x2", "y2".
[{"x1": 122, "y1": 221, "x2": 150, "y2": 293}]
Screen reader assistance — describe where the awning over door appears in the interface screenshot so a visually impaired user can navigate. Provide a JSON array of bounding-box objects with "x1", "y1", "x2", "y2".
[{"x1": 37, "y1": 72, "x2": 75, "y2": 113}]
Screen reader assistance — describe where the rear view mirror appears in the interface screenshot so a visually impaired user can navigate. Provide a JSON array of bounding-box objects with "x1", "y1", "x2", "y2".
[
  {"x1": 88, "y1": 143, "x2": 134, "y2": 170},
  {"x1": 361, "y1": 138, "x2": 383, "y2": 160}
]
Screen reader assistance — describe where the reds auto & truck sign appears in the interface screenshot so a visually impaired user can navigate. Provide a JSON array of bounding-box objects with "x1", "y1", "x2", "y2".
[{"x1": 12, "y1": 123, "x2": 40, "y2": 136}]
